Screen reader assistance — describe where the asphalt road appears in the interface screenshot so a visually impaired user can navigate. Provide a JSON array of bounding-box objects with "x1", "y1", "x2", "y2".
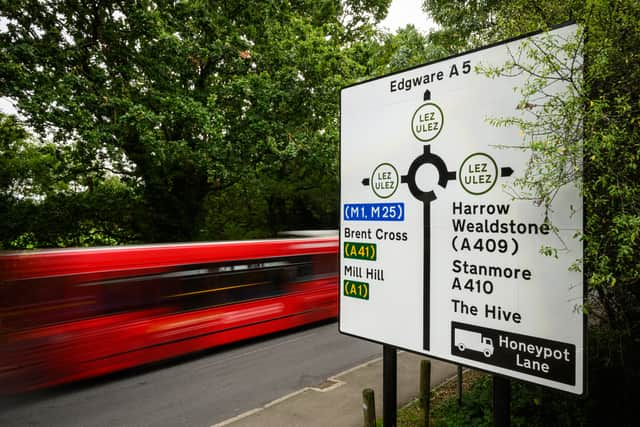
[{"x1": 0, "y1": 321, "x2": 380, "y2": 427}]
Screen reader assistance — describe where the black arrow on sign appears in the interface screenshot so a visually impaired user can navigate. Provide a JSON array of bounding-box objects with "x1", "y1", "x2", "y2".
[{"x1": 501, "y1": 167, "x2": 514, "y2": 177}]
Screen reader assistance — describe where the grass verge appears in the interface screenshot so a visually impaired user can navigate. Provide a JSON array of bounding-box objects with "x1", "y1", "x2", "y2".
[
  {"x1": 394, "y1": 368, "x2": 487, "y2": 427},
  {"x1": 393, "y1": 367, "x2": 590, "y2": 427}
]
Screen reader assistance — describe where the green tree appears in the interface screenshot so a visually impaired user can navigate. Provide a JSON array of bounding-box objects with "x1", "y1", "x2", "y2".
[
  {"x1": 0, "y1": 113, "x2": 143, "y2": 247},
  {"x1": 1, "y1": 0, "x2": 391, "y2": 244}
]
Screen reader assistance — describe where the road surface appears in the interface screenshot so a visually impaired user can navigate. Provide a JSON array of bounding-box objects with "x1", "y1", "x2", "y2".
[{"x1": 0, "y1": 321, "x2": 380, "y2": 427}]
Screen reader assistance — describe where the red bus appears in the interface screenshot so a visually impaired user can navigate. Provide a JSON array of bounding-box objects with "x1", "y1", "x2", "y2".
[{"x1": 0, "y1": 236, "x2": 338, "y2": 394}]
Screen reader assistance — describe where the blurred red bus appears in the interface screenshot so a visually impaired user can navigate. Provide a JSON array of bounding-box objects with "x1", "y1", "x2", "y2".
[{"x1": 0, "y1": 236, "x2": 338, "y2": 394}]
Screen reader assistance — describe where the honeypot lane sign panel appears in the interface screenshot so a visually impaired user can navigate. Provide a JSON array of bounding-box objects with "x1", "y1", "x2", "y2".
[{"x1": 339, "y1": 23, "x2": 584, "y2": 395}]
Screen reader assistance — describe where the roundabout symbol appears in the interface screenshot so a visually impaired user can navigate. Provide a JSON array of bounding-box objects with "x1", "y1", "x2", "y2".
[
  {"x1": 402, "y1": 145, "x2": 456, "y2": 202},
  {"x1": 400, "y1": 144, "x2": 456, "y2": 351},
  {"x1": 359, "y1": 97, "x2": 514, "y2": 352}
]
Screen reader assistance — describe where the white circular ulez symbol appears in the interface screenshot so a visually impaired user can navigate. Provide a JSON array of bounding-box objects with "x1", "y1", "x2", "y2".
[
  {"x1": 411, "y1": 102, "x2": 444, "y2": 142},
  {"x1": 371, "y1": 163, "x2": 399, "y2": 199}
]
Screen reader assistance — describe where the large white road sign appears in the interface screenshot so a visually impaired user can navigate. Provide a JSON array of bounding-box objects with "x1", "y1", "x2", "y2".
[{"x1": 339, "y1": 24, "x2": 584, "y2": 394}]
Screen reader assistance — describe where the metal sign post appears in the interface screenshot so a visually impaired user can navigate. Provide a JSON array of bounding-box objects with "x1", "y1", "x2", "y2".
[
  {"x1": 493, "y1": 376, "x2": 511, "y2": 427},
  {"x1": 383, "y1": 345, "x2": 397, "y2": 427}
]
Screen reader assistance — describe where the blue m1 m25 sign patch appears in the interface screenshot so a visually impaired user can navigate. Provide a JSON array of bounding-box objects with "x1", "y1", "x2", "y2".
[{"x1": 343, "y1": 203, "x2": 405, "y2": 221}]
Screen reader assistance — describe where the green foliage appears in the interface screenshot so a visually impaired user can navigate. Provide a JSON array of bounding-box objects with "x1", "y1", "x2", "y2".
[
  {"x1": 478, "y1": 28, "x2": 584, "y2": 213},
  {"x1": 430, "y1": 376, "x2": 493, "y2": 427},
  {"x1": 369, "y1": 25, "x2": 448, "y2": 74},
  {"x1": 0, "y1": 113, "x2": 144, "y2": 248},
  {"x1": 0, "y1": 1, "x2": 391, "y2": 246},
  {"x1": 423, "y1": 0, "x2": 506, "y2": 53},
  {"x1": 422, "y1": 0, "x2": 583, "y2": 53},
  {"x1": 430, "y1": 375, "x2": 588, "y2": 427}
]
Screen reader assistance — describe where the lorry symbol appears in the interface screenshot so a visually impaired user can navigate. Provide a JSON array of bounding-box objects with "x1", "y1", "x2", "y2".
[{"x1": 454, "y1": 328, "x2": 494, "y2": 358}]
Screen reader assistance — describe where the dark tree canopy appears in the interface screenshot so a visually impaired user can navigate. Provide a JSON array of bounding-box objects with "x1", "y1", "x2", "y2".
[{"x1": 0, "y1": 0, "x2": 391, "y2": 245}]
